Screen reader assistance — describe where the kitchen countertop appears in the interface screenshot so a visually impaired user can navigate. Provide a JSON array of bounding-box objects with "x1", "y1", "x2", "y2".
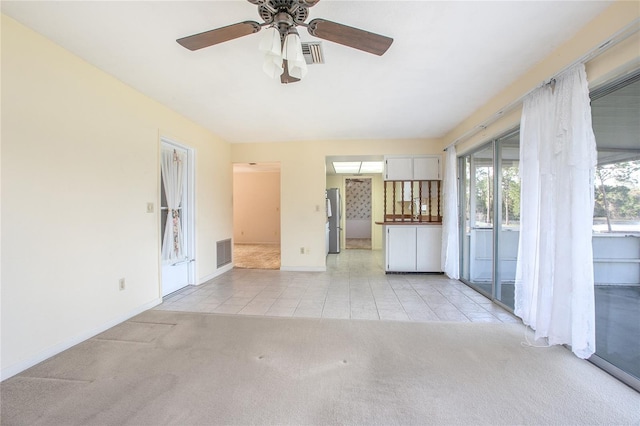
[{"x1": 376, "y1": 215, "x2": 442, "y2": 225}]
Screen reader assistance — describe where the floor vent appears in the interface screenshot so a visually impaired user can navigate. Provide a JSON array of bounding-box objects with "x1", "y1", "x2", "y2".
[
  {"x1": 302, "y1": 42, "x2": 324, "y2": 64},
  {"x1": 217, "y1": 239, "x2": 232, "y2": 268}
]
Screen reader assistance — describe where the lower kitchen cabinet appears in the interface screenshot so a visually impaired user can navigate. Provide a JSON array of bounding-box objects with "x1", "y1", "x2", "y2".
[{"x1": 384, "y1": 225, "x2": 442, "y2": 272}]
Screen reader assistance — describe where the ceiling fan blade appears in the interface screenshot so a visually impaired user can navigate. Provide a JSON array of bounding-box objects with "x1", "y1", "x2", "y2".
[
  {"x1": 177, "y1": 21, "x2": 261, "y2": 51},
  {"x1": 307, "y1": 18, "x2": 393, "y2": 56}
]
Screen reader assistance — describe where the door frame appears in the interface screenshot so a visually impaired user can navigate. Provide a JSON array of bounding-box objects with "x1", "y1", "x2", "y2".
[
  {"x1": 159, "y1": 137, "x2": 196, "y2": 295},
  {"x1": 457, "y1": 128, "x2": 520, "y2": 309},
  {"x1": 342, "y1": 176, "x2": 373, "y2": 249}
]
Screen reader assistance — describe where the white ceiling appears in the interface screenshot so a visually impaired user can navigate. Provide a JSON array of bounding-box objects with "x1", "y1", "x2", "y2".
[{"x1": 2, "y1": 0, "x2": 613, "y2": 144}]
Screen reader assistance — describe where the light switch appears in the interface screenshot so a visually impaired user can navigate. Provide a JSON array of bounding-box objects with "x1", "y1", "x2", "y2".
[{"x1": 146, "y1": 202, "x2": 154, "y2": 213}]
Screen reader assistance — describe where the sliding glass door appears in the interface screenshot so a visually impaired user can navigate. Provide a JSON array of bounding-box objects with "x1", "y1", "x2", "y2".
[
  {"x1": 589, "y1": 72, "x2": 640, "y2": 389},
  {"x1": 458, "y1": 71, "x2": 639, "y2": 390},
  {"x1": 495, "y1": 134, "x2": 520, "y2": 308},
  {"x1": 460, "y1": 144, "x2": 494, "y2": 297},
  {"x1": 459, "y1": 131, "x2": 520, "y2": 310}
]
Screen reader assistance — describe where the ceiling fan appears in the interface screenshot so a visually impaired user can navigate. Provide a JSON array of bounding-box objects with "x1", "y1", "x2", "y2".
[{"x1": 177, "y1": 0, "x2": 393, "y2": 84}]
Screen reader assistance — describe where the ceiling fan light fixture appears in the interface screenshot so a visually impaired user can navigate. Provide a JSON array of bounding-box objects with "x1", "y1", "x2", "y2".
[
  {"x1": 259, "y1": 26, "x2": 284, "y2": 78},
  {"x1": 263, "y1": 52, "x2": 284, "y2": 78},
  {"x1": 282, "y1": 27, "x2": 307, "y2": 80}
]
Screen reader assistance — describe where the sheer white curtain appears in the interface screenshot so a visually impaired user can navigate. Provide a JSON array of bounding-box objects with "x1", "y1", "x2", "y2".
[
  {"x1": 161, "y1": 149, "x2": 186, "y2": 262},
  {"x1": 441, "y1": 146, "x2": 460, "y2": 279},
  {"x1": 515, "y1": 64, "x2": 597, "y2": 359}
]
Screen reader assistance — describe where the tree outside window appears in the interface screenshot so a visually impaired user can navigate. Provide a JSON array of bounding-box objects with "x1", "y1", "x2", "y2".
[{"x1": 594, "y1": 159, "x2": 640, "y2": 234}]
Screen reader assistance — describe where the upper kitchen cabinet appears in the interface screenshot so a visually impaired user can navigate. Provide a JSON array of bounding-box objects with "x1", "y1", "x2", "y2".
[
  {"x1": 413, "y1": 156, "x2": 441, "y2": 180},
  {"x1": 384, "y1": 157, "x2": 413, "y2": 180},
  {"x1": 384, "y1": 155, "x2": 441, "y2": 181}
]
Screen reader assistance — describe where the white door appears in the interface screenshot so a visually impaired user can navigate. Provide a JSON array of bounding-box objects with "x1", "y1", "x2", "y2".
[{"x1": 160, "y1": 141, "x2": 194, "y2": 296}]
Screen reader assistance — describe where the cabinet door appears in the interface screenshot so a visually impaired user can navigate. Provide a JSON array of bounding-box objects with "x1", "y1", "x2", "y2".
[
  {"x1": 416, "y1": 226, "x2": 442, "y2": 272},
  {"x1": 387, "y1": 226, "x2": 417, "y2": 271},
  {"x1": 413, "y1": 156, "x2": 441, "y2": 180},
  {"x1": 385, "y1": 157, "x2": 413, "y2": 181}
]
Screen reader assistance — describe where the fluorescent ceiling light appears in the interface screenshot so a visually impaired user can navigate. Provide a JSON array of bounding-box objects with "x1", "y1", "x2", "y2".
[
  {"x1": 359, "y1": 161, "x2": 385, "y2": 173},
  {"x1": 333, "y1": 162, "x2": 361, "y2": 174},
  {"x1": 332, "y1": 161, "x2": 384, "y2": 174}
]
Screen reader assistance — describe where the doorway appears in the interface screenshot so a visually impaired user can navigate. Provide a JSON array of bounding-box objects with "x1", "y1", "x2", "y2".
[
  {"x1": 160, "y1": 139, "x2": 195, "y2": 296},
  {"x1": 232, "y1": 162, "x2": 281, "y2": 269},
  {"x1": 344, "y1": 177, "x2": 372, "y2": 250}
]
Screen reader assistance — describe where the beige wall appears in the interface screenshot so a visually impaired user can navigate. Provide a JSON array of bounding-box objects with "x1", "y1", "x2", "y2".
[
  {"x1": 1, "y1": 15, "x2": 233, "y2": 379},
  {"x1": 233, "y1": 171, "x2": 281, "y2": 244},
  {"x1": 232, "y1": 139, "x2": 441, "y2": 270}
]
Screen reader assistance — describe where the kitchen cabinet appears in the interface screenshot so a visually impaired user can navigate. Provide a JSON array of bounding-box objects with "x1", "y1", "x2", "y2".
[
  {"x1": 413, "y1": 156, "x2": 441, "y2": 180},
  {"x1": 384, "y1": 156, "x2": 441, "y2": 181},
  {"x1": 384, "y1": 225, "x2": 442, "y2": 272},
  {"x1": 416, "y1": 226, "x2": 442, "y2": 271},
  {"x1": 386, "y1": 226, "x2": 417, "y2": 271},
  {"x1": 384, "y1": 157, "x2": 414, "y2": 181}
]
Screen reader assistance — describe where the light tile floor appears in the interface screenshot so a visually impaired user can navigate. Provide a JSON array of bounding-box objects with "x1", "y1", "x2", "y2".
[{"x1": 155, "y1": 250, "x2": 520, "y2": 324}]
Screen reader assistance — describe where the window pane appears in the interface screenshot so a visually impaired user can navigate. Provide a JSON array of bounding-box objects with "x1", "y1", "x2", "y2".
[
  {"x1": 593, "y1": 160, "x2": 640, "y2": 234},
  {"x1": 496, "y1": 133, "x2": 520, "y2": 309}
]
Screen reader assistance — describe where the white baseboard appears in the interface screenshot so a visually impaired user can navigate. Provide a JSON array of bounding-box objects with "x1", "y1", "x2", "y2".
[
  {"x1": 1, "y1": 298, "x2": 162, "y2": 382},
  {"x1": 198, "y1": 263, "x2": 233, "y2": 285},
  {"x1": 280, "y1": 266, "x2": 327, "y2": 272}
]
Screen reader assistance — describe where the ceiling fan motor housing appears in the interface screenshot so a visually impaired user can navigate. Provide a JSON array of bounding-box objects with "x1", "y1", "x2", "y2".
[{"x1": 250, "y1": 0, "x2": 311, "y2": 27}]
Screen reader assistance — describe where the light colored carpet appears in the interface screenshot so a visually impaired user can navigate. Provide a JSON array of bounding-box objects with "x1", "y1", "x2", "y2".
[
  {"x1": 234, "y1": 243, "x2": 280, "y2": 269},
  {"x1": 2, "y1": 311, "x2": 638, "y2": 425},
  {"x1": 345, "y1": 238, "x2": 372, "y2": 249}
]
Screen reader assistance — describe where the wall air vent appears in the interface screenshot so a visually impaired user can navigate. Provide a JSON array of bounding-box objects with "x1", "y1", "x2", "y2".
[
  {"x1": 301, "y1": 42, "x2": 324, "y2": 65},
  {"x1": 217, "y1": 239, "x2": 232, "y2": 268}
]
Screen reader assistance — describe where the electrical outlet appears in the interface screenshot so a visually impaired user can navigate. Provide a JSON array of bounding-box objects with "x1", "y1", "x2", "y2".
[
  {"x1": 146, "y1": 202, "x2": 154, "y2": 213},
  {"x1": 306, "y1": 247, "x2": 310, "y2": 254},
  {"x1": 119, "y1": 278, "x2": 126, "y2": 291},
  {"x1": 300, "y1": 247, "x2": 305, "y2": 254}
]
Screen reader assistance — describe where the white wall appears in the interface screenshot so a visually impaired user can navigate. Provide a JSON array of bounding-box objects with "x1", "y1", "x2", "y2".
[{"x1": 1, "y1": 15, "x2": 233, "y2": 379}]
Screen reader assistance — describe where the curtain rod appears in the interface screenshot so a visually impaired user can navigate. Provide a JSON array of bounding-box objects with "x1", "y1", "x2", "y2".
[{"x1": 443, "y1": 18, "x2": 640, "y2": 152}]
